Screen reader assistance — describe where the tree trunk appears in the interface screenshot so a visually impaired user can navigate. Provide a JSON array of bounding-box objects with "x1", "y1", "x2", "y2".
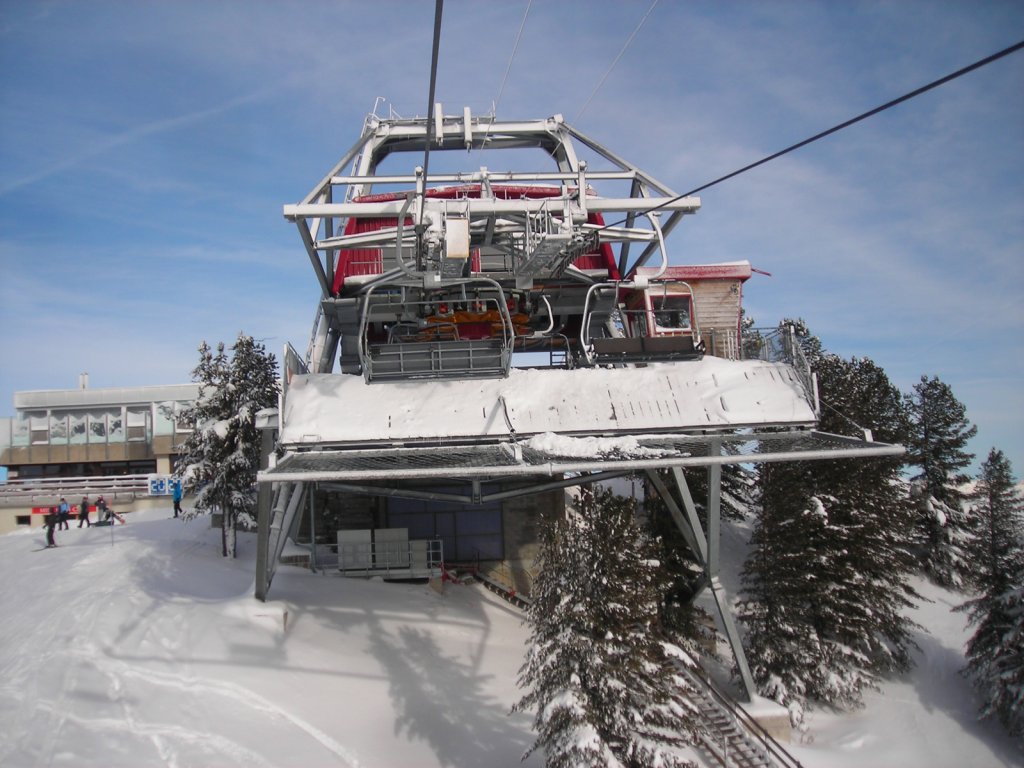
[
  {"x1": 226, "y1": 512, "x2": 237, "y2": 559},
  {"x1": 221, "y1": 504, "x2": 228, "y2": 558}
]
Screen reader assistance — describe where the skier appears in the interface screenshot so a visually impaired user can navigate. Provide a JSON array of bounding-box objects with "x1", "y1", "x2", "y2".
[
  {"x1": 96, "y1": 495, "x2": 109, "y2": 522},
  {"x1": 172, "y1": 481, "x2": 183, "y2": 518},
  {"x1": 78, "y1": 494, "x2": 91, "y2": 527},
  {"x1": 58, "y1": 498, "x2": 70, "y2": 530},
  {"x1": 44, "y1": 508, "x2": 57, "y2": 548}
]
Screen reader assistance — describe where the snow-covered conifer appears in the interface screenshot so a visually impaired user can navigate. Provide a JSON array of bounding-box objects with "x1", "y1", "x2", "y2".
[
  {"x1": 905, "y1": 375, "x2": 977, "y2": 587},
  {"x1": 741, "y1": 353, "x2": 919, "y2": 723},
  {"x1": 515, "y1": 486, "x2": 698, "y2": 767},
  {"x1": 175, "y1": 334, "x2": 279, "y2": 557},
  {"x1": 958, "y1": 449, "x2": 1024, "y2": 740}
]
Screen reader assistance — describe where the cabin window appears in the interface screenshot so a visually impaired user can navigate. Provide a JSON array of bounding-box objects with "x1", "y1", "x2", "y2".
[{"x1": 652, "y1": 295, "x2": 692, "y2": 331}]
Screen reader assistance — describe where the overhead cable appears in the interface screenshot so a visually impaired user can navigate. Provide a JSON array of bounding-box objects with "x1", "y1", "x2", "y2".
[
  {"x1": 421, "y1": 0, "x2": 445, "y2": 187},
  {"x1": 575, "y1": 0, "x2": 660, "y2": 122},
  {"x1": 600, "y1": 38, "x2": 1024, "y2": 230},
  {"x1": 493, "y1": 0, "x2": 534, "y2": 118}
]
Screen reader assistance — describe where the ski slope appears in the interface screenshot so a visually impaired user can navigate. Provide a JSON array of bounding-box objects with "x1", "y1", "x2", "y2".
[{"x1": 0, "y1": 508, "x2": 1019, "y2": 767}]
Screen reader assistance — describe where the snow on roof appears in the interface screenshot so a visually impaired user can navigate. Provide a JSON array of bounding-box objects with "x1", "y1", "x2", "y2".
[
  {"x1": 636, "y1": 261, "x2": 753, "y2": 281},
  {"x1": 279, "y1": 358, "x2": 816, "y2": 447}
]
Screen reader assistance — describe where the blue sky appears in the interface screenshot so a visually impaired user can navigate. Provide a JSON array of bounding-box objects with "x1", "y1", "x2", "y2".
[{"x1": 1, "y1": 0, "x2": 1021, "y2": 474}]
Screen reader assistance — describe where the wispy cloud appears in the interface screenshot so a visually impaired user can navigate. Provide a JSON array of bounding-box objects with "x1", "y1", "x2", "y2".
[{"x1": 0, "y1": 85, "x2": 286, "y2": 197}]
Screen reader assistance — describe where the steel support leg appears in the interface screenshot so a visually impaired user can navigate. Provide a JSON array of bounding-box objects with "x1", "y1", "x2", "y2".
[{"x1": 705, "y1": 449, "x2": 756, "y2": 701}]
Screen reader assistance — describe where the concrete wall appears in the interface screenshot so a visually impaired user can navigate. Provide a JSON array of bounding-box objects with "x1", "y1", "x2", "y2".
[{"x1": 1, "y1": 442, "x2": 155, "y2": 467}]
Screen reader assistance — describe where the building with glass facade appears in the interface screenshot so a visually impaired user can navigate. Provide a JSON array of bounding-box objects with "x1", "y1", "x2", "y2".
[
  {"x1": 0, "y1": 383, "x2": 199, "y2": 534},
  {"x1": 0, "y1": 384, "x2": 198, "y2": 479}
]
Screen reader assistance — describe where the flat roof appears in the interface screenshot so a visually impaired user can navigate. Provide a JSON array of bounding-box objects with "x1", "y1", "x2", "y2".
[{"x1": 13, "y1": 384, "x2": 199, "y2": 411}]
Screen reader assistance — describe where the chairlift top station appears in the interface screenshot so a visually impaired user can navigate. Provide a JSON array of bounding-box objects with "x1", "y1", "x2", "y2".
[
  {"x1": 255, "y1": 107, "x2": 904, "y2": 699},
  {"x1": 267, "y1": 106, "x2": 897, "y2": 456}
]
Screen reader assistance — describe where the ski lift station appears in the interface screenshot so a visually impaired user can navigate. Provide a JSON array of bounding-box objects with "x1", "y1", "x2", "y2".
[{"x1": 255, "y1": 107, "x2": 905, "y2": 701}]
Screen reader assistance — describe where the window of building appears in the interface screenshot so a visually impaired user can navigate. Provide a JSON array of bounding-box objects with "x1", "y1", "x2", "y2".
[
  {"x1": 16, "y1": 515, "x2": 31, "y2": 526},
  {"x1": 108, "y1": 410, "x2": 124, "y2": 443},
  {"x1": 127, "y1": 407, "x2": 150, "y2": 442},
  {"x1": 69, "y1": 411, "x2": 88, "y2": 445},
  {"x1": 652, "y1": 294, "x2": 692, "y2": 331},
  {"x1": 154, "y1": 401, "x2": 176, "y2": 436},
  {"x1": 12, "y1": 414, "x2": 30, "y2": 447},
  {"x1": 89, "y1": 412, "x2": 108, "y2": 441},
  {"x1": 49, "y1": 413, "x2": 69, "y2": 445},
  {"x1": 29, "y1": 412, "x2": 48, "y2": 445}
]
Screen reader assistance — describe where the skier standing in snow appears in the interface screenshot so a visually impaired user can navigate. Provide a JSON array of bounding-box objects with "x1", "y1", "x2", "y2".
[
  {"x1": 172, "y1": 481, "x2": 183, "y2": 518},
  {"x1": 97, "y1": 495, "x2": 109, "y2": 522},
  {"x1": 58, "y1": 498, "x2": 70, "y2": 530},
  {"x1": 44, "y1": 508, "x2": 57, "y2": 547},
  {"x1": 78, "y1": 494, "x2": 91, "y2": 527}
]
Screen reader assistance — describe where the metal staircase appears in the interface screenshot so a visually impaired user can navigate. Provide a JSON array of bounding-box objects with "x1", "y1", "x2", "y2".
[
  {"x1": 675, "y1": 664, "x2": 803, "y2": 768},
  {"x1": 473, "y1": 572, "x2": 801, "y2": 768}
]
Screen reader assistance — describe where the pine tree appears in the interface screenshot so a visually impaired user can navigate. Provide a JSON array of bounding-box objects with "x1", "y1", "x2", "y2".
[
  {"x1": 740, "y1": 352, "x2": 920, "y2": 723},
  {"x1": 810, "y1": 356, "x2": 920, "y2": 675},
  {"x1": 175, "y1": 334, "x2": 279, "y2": 557},
  {"x1": 905, "y1": 375, "x2": 977, "y2": 587},
  {"x1": 739, "y1": 470, "x2": 835, "y2": 727},
  {"x1": 958, "y1": 449, "x2": 1024, "y2": 740},
  {"x1": 515, "y1": 487, "x2": 698, "y2": 768}
]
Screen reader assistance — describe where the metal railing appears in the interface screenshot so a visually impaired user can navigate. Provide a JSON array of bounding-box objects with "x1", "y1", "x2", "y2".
[
  {"x1": 320, "y1": 538, "x2": 444, "y2": 578},
  {"x1": 684, "y1": 665, "x2": 804, "y2": 768},
  {"x1": 746, "y1": 325, "x2": 818, "y2": 416},
  {"x1": 0, "y1": 474, "x2": 153, "y2": 504}
]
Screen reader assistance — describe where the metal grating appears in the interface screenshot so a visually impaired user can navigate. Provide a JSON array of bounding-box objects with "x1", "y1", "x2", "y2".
[{"x1": 259, "y1": 430, "x2": 903, "y2": 484}]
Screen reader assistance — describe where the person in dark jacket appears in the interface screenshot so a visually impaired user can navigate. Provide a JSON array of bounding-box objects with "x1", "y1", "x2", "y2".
[
  {"x1": 78, "y1": 495, "x2": 91, "y2": 527},
  {"x1": 97, "y1": 495, "x2": 109, "y2": 521},
  {"x1": 44, "y1": 508, "x2": 57, "y2": 547}
]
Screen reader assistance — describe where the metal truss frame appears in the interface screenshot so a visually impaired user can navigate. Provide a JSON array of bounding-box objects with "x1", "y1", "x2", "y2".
[
  {"x1": 256, "y1": 427, "x2": 903, "y2": 703},
  {"x1": 283, "y1": 109, "x2": 701, "y2": 302}
]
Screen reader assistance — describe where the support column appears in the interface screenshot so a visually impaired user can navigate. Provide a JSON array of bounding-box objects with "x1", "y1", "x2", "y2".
[
  {"x1": 646, "y1": 469, "x2": 706, "y2": 568},
  {"x1": 704, "y1": 444, "x2": 756, "y2": 701}
]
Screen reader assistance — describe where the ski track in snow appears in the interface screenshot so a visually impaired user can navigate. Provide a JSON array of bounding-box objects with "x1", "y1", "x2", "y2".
[
  {"x1": 1, "y1": 521, "x2": 363, "y2": 768},
  {"x1": 113, "y1": 665, "x2": 364, "y2": 768},
  {"x1": 4, "y1": 508, "x2": 1021, "y2": 768}
]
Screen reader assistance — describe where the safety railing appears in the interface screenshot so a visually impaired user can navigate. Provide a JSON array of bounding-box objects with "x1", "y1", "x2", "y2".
[
  {"x1": 0, "y1": 474, "x2": 153, "y2": 504},
  {"x1": 745, "y1": 325, "x2": 818, "y2": 416},
  {"x1": 328, "y1": 538, "x2": 444, "y2": 578}
]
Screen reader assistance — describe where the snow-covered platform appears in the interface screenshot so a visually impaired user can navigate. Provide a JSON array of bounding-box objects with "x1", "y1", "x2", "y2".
[
  {"x1": 278, "y1": 358, "x2": 818, "y2": 448},
  {"x1": 260, "y1": 358, "x2": 902, "y2": 484}
]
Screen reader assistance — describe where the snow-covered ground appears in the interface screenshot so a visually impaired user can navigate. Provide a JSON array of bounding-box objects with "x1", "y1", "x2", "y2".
[{"x1": 0, "y1": 508, "x2": 1020, "y2": 767}]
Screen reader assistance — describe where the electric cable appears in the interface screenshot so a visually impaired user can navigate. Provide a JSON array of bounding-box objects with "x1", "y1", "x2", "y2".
[
  {"x1": 421, "y1": 0, "x2": 445, "y2": 187},
  {"x1": 575, "y1": 0, "x2": 660, "y2": 123},
  {"x1": 479, "y1": 0, "x2": 534, "y2": 150},
  {"x1": 598, "y1": 38, "x2": 1024, "y2": 233},
  {"x1": 493, "y1": 0, "x2": 533, "y2": 120},
  {"x1": 417, "y1": 0, "x2": 444, "y2": 263}
]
